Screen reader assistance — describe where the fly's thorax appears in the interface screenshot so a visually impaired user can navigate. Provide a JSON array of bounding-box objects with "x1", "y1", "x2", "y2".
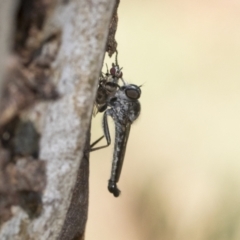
[
  {"x1": 104, "y1": 81, "x2": 119, "y2": 94},
  {"x1": 109, "y1": 97, "x2": 140, "y2": 125},
  {"x1": 114, "y1": 89, "x2": 129, "y2": 101},
  {"x1": 128, "y1": 100, "x2": 141, "y2": 122}
]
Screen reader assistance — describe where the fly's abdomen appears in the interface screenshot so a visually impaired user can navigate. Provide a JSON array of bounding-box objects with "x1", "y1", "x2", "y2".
[{"x1": 108, "y1": 122, "x2": 131, "y2": 196}]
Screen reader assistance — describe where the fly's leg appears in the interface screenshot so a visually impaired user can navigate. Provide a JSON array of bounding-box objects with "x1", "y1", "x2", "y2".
[
  {"x1": 90, "y1": 110, "x2": 111, "y2": 152},
  {"x1": 90, "y1": 110, "x2": 121, "y2": 197},
  {"x1": 108, "y1": 180, "x2": 120, "y2": 197},
  {"x1": 89, "y1": 135, "x2": 105, "y2": 149}
]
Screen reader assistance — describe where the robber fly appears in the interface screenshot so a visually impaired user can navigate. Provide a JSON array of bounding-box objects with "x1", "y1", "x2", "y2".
[{"x1": 91, "y1": 54, "x2": 141, "y2": 197}]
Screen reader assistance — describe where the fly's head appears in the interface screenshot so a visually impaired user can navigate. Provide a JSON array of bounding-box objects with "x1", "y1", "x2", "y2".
[
  {"x1": 110, "y1": 63, "x2": 123, "y2": 80},
  {"x1": 117, "y1": 84, "x2": 141, "y2": 101}
]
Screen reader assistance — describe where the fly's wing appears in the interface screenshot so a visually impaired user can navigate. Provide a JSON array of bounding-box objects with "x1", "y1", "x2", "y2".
[
  {"x1": 92, "y1": 102, "x2": 108, "y2": 117},
  {"x1": 92, "y1": 103, "x2": 99, "y2": 117}
]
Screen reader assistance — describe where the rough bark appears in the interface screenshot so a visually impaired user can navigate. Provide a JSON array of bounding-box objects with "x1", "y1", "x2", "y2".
[
  {"x1": 58, "y1": 127, "x2": 90, "y2": 240},
  {"x1": 0, "y1": 0, "x2": 18, "y2": 99},
  {"x1": 0, "y1": 0, "x2": 115, "y2": 239}
]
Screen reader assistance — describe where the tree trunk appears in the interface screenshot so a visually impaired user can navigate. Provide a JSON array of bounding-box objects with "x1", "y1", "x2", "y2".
[{"x1": 0, "y1": 0, "x2": 115, "y2": 239}]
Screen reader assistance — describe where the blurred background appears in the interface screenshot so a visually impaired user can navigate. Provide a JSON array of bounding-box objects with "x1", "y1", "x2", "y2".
[{"x1": 87, "y1": 0, "x2": 240, "y2": 239}]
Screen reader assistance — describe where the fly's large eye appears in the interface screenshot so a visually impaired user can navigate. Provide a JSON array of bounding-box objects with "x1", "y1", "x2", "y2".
[
  {"x1": 125, "y1": 89, "x2": 141, "y2": 99},
  {"x1": 110, "y1": 64, "x2": 123, "y2": 78},
  {"x1": 110, "y1": 65, "x2": 116, "y2": 76}
]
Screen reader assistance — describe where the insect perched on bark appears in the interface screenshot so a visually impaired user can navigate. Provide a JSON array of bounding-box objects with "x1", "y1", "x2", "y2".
[
  {"x1": 93, "y1": 51, "x2": 125, "y2": 116},
  {"x1": 93, "y1": 75, "x2": 119, "y2": 115},
  {"x1": 91, "y1": 53, "x2": 142, "y2": 197}
]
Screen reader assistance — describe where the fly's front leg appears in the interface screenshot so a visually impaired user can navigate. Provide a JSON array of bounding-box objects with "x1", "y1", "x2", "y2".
[{"x1": 90, "y1": 110, "x2": 111, "y2": 152}]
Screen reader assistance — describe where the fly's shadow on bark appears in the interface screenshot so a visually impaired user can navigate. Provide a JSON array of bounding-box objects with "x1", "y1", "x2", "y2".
[{"x1": 0, "y1": 0, "x2": 61, "y2": 224}]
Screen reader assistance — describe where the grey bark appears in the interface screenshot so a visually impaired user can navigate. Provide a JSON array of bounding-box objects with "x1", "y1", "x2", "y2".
[
  {"x1": 0, "y1": 0, "x2": 115, "y2": 239},
  {"x1": 0, "y1": 0, "x2": 18, "y2": 98}
]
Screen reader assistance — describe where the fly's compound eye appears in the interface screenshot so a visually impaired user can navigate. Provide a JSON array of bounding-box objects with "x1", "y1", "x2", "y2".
[
  {"x1": 125, "y1": 86, "x2": 141, "y2": 99},
  {"x1": 110, "y1": 64, "x2": 123, "y2": 78},
  {"x1": 105, "y1": 82, "x2": 119, "y2": 93}
]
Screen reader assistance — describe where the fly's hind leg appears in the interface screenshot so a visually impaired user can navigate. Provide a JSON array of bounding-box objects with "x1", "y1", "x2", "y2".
[{"x1": 90, "y1": 110, "x2": 111, "y2": 152}]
